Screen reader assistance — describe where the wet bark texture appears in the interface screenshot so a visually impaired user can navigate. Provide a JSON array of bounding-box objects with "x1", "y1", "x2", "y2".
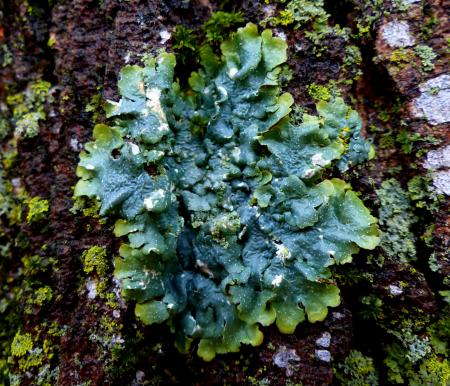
[{"x1": 0, "y1": 0, "x2": 448, "y2": 385}]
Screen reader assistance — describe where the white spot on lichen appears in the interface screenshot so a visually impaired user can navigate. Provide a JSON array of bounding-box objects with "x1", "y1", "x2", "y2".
[
  {"x1": 381, "y1": 20, "x2": 415, "y2": 47},
  {"x1": 85, "y1": 164, "x2": 95, "y2": 170},
  {"x1": 86, "y1": 279, "x2": 97, "y2": 299},
  {"x1": 273, "y1": 346, "x2": 300, "y2": 377},
  {"x1": 196, "y1": 259, "x2": 214, "y2": 278},
  {"x1": 217, "y1": 86, "x2": 228, "y2": 101},
  {"x1": 107, "y1": 99, "x2": 121, "y2": 107},
  {"x1": 143, "y1": 189, "x2": 166, "y2": 211},
  {"x1": 389, "y1": 284, "x2": 404, "y2": 295},
  {"x1": 167, "y1": 303, "x2": 174, "y2": 309},
  {"x1": 311, "y1": 153, "x2": 330, "y2": 167},
  {"x1": 238, "y1": 226, "x2": 247, "y2": 240},
  {"x1": 129, "y1": 143, "x2": 140, "y2": 155},
  {"x1": 113, "y1": 310, "x2": 121, "y2": 319},
  {"x1": 412, "y1": 74, "x2": 450, "y2": 125},
  {"x1": 328, "y1": 250, "x2": 336, "y2": 256},
  {"x1": 316, "y1": 332, "x2": 331, "y2": 348},
  {"x1": 159, "y1": 30, "x2": 171, "y2": 45},
  {"x1": 303, "y1": 168, "x2": 316, "y2": 179},
  {"x1": 138, "y1": 82, "x2": 145, "y2": 95},
  {"x1": 146, "y1": 87, "x2": 170, "y2": 132},
  {"x1": 271, "y1": 274, "x2": 283, "y2": 287},
  {"x1": 315, "y1": 349, "x2": 331, "y2": 362},
  {"x1": 228, "y1": 67, "x2": 238, "y2": 79},
  {"x1": 231, "y1": 147, "x2": 241, "y2": 160},
  {"x1": 274, "y1": 243, "x2": 292, "y2": 262}
]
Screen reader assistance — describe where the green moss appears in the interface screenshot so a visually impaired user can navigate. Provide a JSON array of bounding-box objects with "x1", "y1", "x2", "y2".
[
  {"x1": 172, "y1": 25, "x2": 196, "y2": 51},
  {"x1": 343, "y1": 45, "x2": 363, "y2": 67},
  {"x1": 172, "y1": 25, "x2": 198, "y2": 68},
  {"x1": 352, "y1": 0, "x2": 385, "y2": 38},
  {"x1": 335, "y1": 350, "x2": 379, "y2": 385},
  {"x1": 407, "y1": 175, "x2": 443, "y2": 212},
  {"x1": 26, "y1": 196, "x2": 49, "y2": 223},
  {"x1": 428, "y1": 308, "x2": 450, "y2": 355},
  {"x1": 379, "y1": 133, "x2": 395, "y2": 149},
  {"x1": 420, "y1": 15, "x2": 439, "y2": 40},
  {"x1": 203, "y1": 11, "x2": 244, "y2": 43},
  {"x1": 82, "y1": 246, "x2": 108, "y2": 276},
  {"x1": 376, "y1": 179, "x2": 417, "y2": 263},
  {"x1": 395, "y1": 130, "x2": 421, "y2": 154},
  {"x1": 85, "y1": 91, "x2": 103, "y2": 123},
  {"x1": 359, "y1": 295, "x2": 383, "y2": 321}
]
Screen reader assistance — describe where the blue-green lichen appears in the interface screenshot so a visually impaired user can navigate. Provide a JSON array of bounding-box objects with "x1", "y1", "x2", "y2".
[
  {"x1": 75, "y1": 23, "x2": 379, "y2": 361},
  {"x1": 335, "y1": 350, "x2": 379, "y2": 386},
  {"x1": 376, "y1": 179, "x2": 417, "y2": 263},
  {"x1": 414, "y1": 45, "x2": 437, "y2": 72}
]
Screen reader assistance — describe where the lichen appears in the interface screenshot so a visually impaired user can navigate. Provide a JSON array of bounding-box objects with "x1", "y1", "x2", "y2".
[
  {"x1": 26, "y1": 196, "x2": 49, "y2": 223},
  {"x1": 82, "y1": 246, "x2": 109, "y2": 277},
  {"x1": 335, "y1": 350, "x2": 379, "y2": 385},
  {"x1": 376, "y1": 179, "x2": 417, "y2": 263},
  {"x1": 6, "y1": 80, "x2": 53, "y2": 139},
  {"x1": 75, "y1": 23, "x2": 378, "y2": 361},
  {"x1": 10, "y1": 332, "x2": 33, "y2": 357},
  {"x1": 407, "y1": 175, "x2": 443, "y2": 212},
  {"x1": 262, "y1": 0, "x2": 350, "y2": 53},
  {"x1": 307, "y1": 83, "x2": 331, "y2": 101},
  {"x1": 414, "y1": 44, "x2": 437, "y2": 72}
]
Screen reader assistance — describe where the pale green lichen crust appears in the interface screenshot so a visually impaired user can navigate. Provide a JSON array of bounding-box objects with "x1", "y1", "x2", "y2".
[{"x1": 75, "y1": 23, "x2": 379, "y2": 361}]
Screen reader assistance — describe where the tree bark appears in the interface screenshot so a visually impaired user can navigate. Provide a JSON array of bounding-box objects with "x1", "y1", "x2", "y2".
[{"x1": 0, "y1": 1, "x2": 448, "y2": 385}]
